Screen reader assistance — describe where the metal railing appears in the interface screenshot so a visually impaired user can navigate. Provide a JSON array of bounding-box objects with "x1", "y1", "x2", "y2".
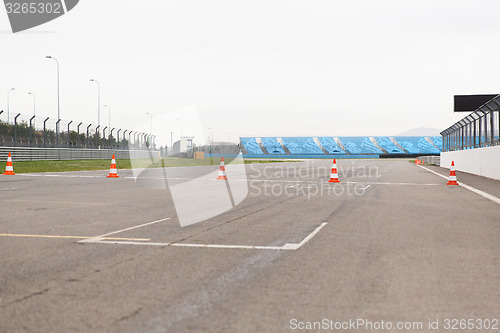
[
  {"x1": 0, "y1": 110, "x2": 156, "y2": 150},
  {"x1": 441, "y1": 96, "x2": 500, "y2": 151}
]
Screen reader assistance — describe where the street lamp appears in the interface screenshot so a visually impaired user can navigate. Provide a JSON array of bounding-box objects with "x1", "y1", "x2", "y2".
[
  {"x1": 46, "y1": 56, "x2": 60, "y2": 143},
  {"x1": 89, "y1": 79, "x2": 100, "y2": 128},
  {"x1": 7, "y1": 88, "x2": 15, "y2": 123},
  {"x1": 27, "y1": 92, "x2": 35, "y2": 118},
  {"x1": 146, "y1": 112, "x2": 153, "y2": 135},
  {"x1": 104, "y1": 104, "x2": 110, "y2": 133},
  {"x1": 176, "y1": 118, "x2": 182, "y2": 138},
  {"x1": 28, "y1": 92, "x2": 36, "y2": 146},
  {"x1": 208, "y1": 127, "x2": 214, "y2": 144}
]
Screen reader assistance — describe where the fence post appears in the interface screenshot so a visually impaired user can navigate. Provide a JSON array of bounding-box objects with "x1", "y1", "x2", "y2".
[
  {"x1": 95, "y1": 125, "x2": 100, "y2": 148},
  {"x1": 77, "y1": 122, "x2": 82, "y2": 148},
  {"x1": 103, "y1": 127, "x2": 107, "y2": 148},
  {"x1": 29, "y1": 115, "x2": 35, "y2": 147},
  {"x1": 484, "y1": 114, "x2": 488, "y2": 146},
  {"x1": 43, "y1": 117, "x2": 49, "y2": 148},
  {"x1": 490, "y1": 110, "x2": 495, "y2": 145},
  {"x1": 67, "y1": 120, "x2": 73, "y2": 148},
  {"x1": 14, "y1": 113, "x2": 20, "y2": 147},
  {"x1": 56, "y1": 119, "x2": 61, "y2": 148},
  {"x1": 86, "y1": 124, "x2": 92, "y2": 148}
]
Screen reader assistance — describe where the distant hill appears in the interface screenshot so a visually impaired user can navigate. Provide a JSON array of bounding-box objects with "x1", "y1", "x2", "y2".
[{"x1": 396, "y1": 127, "x2": 442, "y2": 136}]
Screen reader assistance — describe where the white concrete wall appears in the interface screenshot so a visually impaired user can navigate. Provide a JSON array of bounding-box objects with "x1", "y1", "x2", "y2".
[{"x1": 440, "y1": 145, "x2": 500, "y2": 180}]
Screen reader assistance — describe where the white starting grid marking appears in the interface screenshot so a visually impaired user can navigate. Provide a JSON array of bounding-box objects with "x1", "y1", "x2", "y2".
[
  {"x1": 80, "y1": 218, "x2": 328, "y2": 251},
  {"x1": 79, "y1": 217, "x2": 172, "y2": 243}
]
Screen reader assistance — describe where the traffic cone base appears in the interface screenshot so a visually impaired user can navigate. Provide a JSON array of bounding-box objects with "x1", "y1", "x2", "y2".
[
  {"x1": 446, "y1": 161, "x2": 458, "y2": 186},
  {"x1": 328, "y1": 159, "x2": 340, "y2": 183},
  {"x1": 216, "y1": 157, "x2": 228, "y2": 180},
  {"x1": 107, "y1": 154, "x2": 119, "y2": 178},
  {"x1": 3, "y1": 152, "x2": 15, "y2": 175}
]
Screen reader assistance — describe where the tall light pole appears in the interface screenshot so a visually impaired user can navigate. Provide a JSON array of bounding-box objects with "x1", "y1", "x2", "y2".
[
  {"x1": 27, "y1": 92, "x2": 35, "y2": 117},
  {"x1": 7, "y1": 88, "x2": 15, "y2": 123},
  {"x1": 104, "y1": 104, "x2": 110, "y2": 134},
  {"x1": 146, "y1": 112, "x2": 153, "y2": 135},
  {"x1": 208, "y1": 127, "x2": 214, "y2": 144},
  {"x1": 46, "y1": 56, "x2": 60, "y2": 142},
  {"x1": 89, "y1": 79, "x2": 100, "y2": 129},
  {"x1": 176, "y1": 118, "x2": 182, "y2": 139}
]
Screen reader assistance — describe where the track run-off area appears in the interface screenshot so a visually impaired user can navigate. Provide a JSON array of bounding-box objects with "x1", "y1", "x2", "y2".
[{"x1": 0, "y1": 159, "x2": 499, "y2": 332}]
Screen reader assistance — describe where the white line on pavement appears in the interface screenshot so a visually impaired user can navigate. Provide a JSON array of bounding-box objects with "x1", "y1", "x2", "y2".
[
  {"x1": 345, "y1": 181, "x2": 441, "y2": 186},
  {"x1": 0, "y1": 187, "x2": 17, "y2": 191},
  {"x1": 83, "y1": 222, "x2": 328, "y2": 251},
  {"x1": 418, "y1": 165, "x2": 500, "y2": 205},
  {"x1": 282, "y1": 222, "x2": 328, "y2": 250},
  {"x1": 80, "y1": 217, "x2": 172, "y2": 243}
]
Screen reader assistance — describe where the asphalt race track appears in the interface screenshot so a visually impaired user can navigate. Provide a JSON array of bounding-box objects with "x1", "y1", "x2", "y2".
[{"x1": 0, "y1": 159, "x2": 499, "y2": 332}]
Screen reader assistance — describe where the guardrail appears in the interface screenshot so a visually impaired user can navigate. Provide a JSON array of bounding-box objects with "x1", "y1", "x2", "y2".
[
  {"x1": 417, "y1": 155, "x2": 440, "y2": 166},
  {"x1": 0, "y1": 147, "x2": 158, "y2": 161}
]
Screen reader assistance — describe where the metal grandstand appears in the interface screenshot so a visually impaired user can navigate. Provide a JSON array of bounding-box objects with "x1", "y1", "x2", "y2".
[{"x1": 240, "y1": 136, "x2": 442, "y2": 158}]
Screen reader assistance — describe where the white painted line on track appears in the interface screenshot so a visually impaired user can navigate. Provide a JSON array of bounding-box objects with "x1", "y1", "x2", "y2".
[
  {"x1": 79, "y1": 217, "x2": 172, "y2": 243},
  {"x1": 282, "y1": 222, "x2": 328, "y2": 250},
  {"x1": 418, "y1": 165, "x2": 500, "y2": 205},
  {"x1": 82, "y1": 222, "x2": 328, "y2": 251},
  {"x1": 0, "y1": 187, "x2": 17, "y2": 191},
  {"x1": 346, "y1": 181, "x2": 442, "y2": 186},
  {"x1": 18, "y1": 172, "x2": 432, "y2": 188}
]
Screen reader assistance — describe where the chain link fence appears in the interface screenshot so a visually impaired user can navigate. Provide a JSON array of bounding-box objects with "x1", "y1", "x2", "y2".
[{"x1": 0, "y1": 111, "x2": 156, "y2": 150}]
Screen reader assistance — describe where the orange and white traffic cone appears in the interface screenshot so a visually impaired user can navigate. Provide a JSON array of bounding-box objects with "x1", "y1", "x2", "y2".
[
  {"x1": 446, "y1": 161, "x2": 458, "y2": 186},
  {"x1": 107, "y1": 154, "x2": 119, "y2": 178},
  {"x1": 415, "y1": 159, "x2": 422, "y2": 165},
  {"x1": 3, "y1": 152, "x2": 15, "y2": 175},
  {"x1": 328, "y1": 159, "x2": 340, "y2": 183},
  {"x1": 216, "y1": 157, "x2": 228, "y2": 180}
]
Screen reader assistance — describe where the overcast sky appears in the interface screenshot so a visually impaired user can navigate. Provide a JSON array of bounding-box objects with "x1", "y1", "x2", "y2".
[{"x1": 0, "y1": 0, "x2": 498, "y2": 145}]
